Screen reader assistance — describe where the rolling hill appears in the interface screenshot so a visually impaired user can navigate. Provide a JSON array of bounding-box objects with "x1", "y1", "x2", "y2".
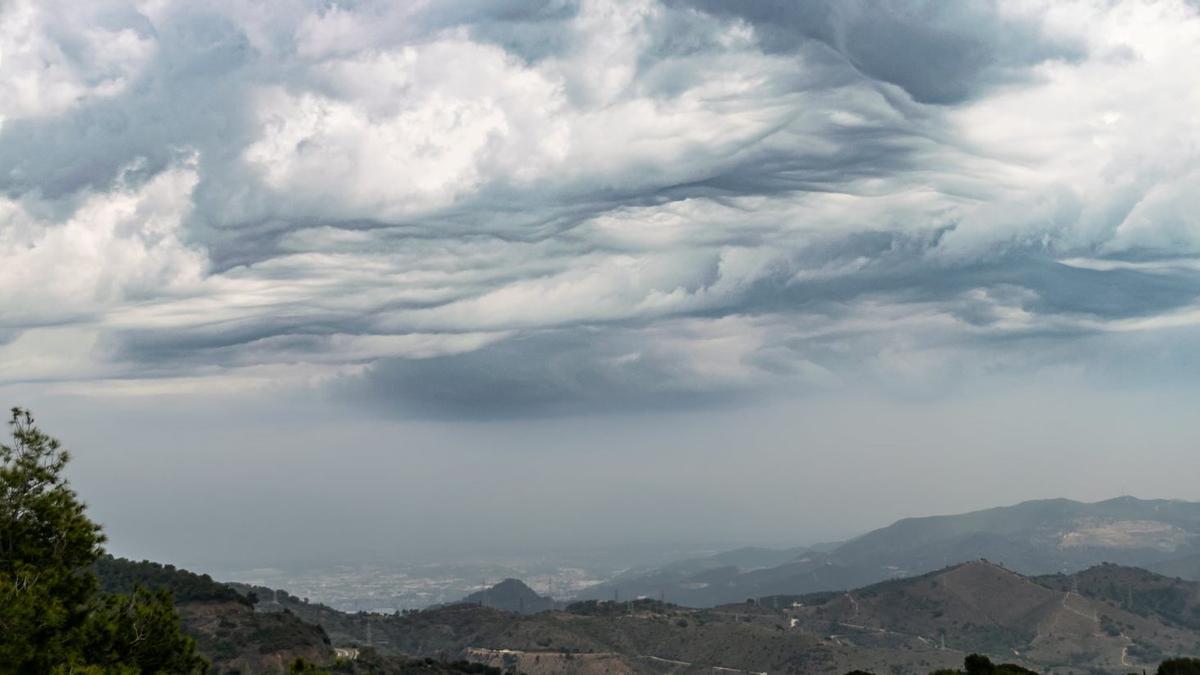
[
  {"x1": 788, "y1": 560, "x2": 1200, "y2": 671},
  {"x1": 244, "y1": 560, "x2": 1200, "y2": 673}
]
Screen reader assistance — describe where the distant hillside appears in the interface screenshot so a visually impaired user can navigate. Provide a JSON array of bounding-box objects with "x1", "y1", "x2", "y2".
[
  {"x1": 576, "y1": 547, "x2": 880, "y2": 607},
  {"x1": 100, "y1": 559, "x2": 516, "y2": 674},
  {"x1": 789, "y1": 560, "x2": 1200, "y2": 670},
  {"x1": 581, "y1": 496, "x2": 1200, "y2": 607},
  {"x1": 1037, "y1": 563, "x2": 1200, "y2": 631},
  {"x1": 266, "y1": 593, "x2": 963, "y2": 674},
  {"x1": 831, "y1": 496, "x2": 1200, "y2": 575},
  {"x1": 651, "y1": 545, "x2": 815, "y2": 576},
  {"x1": 461, "y1": 578, "x2": 560, "y2": 614},
  {"x1": 246, "y1": 560, "x2": 1200, "y2": 673},
  {"x1": 96, "y1": 557, "x2": 332, "y2": 673}
]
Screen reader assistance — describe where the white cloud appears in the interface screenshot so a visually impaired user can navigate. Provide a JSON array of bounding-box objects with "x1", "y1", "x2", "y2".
[
  {"x1": 938, "y1": 0, "x2": 1200, "y2": 257},
  {"x1": 0, "y1": 0, "x2": 154, "y2": 126},
  {"x1": 242, "y1": 37, "x2": 569, "y2": 220},
  {"x1": 0, "y1": 159, "x2": 205, "y2": 327}
]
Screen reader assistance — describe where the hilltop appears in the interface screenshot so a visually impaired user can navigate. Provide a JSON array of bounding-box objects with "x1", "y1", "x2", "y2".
[
  {"x1": 461, "y1": 578, "x2": 560, "y2": 614},
  {"x1": 1035, "y1": 562, "x2": 1200, "y2": 631}
]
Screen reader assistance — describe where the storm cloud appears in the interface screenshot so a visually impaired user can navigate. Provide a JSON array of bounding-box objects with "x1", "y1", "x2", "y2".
[{"x1": 4, "y1": 0, "x2": 1200, "y2": 418}]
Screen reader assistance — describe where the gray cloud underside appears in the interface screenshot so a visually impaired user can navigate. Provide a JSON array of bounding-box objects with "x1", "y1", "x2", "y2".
[{"x1": 3, "y1": 0, "x2": 1200, "y2": 416}]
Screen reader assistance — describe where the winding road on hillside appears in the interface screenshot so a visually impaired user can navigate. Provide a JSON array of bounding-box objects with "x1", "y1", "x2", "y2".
[{"x1": 1044, "y1": 591, "x2": 1134, "y2": 669}]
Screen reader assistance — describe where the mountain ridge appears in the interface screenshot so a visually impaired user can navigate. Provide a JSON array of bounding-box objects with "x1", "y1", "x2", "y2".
[{"x1": 578, "y1": 496, "x2": 1200, "y2": 608}]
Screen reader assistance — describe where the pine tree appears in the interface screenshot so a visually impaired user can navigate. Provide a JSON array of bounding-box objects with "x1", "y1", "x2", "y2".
[{"x1": 0, "y1": 407, "x2": 206, "y2": 673}]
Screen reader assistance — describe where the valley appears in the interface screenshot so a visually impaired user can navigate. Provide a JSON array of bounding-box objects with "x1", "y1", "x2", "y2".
[{"x1": 101, "y1": 496, "x2": 1200, "y2": 673}]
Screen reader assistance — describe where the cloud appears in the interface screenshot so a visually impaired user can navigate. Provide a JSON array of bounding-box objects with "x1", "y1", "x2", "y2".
[
  {"x1": 671, "y1": 0, "x2": 1086, "y2": 104},
  {"x1": 0, "y1": 0, "x2": 155, "y2": 125},
  {"x1": 0, "y1": 158, "x2": 204, "y2": 328},
  {"x1": 2, "y1": 0, "x2": 1200, "y2": 416}
]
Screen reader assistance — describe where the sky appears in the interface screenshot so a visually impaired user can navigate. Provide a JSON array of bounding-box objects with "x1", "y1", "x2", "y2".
[{"x1": 3, "y1": 0, "x2": 1200, "y2": 572}]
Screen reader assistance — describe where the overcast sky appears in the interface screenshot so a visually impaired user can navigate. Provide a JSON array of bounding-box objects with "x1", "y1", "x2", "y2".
[{"x1": 4, "y1": 0, "x2": 1200, "y2": 572}]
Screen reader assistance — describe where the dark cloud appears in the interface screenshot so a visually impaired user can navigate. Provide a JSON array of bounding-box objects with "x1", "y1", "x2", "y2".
[
  {"x1": 672, "y1": 0, "x2": 1085, "y2": 104},
  {"x1": 343, "y1": 328, "x2": 754, "y2": 420}
]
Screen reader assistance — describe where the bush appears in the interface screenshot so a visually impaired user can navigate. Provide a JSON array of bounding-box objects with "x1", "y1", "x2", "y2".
[{"x1": 1159, "y1": 657, "x2": 1200, "y2": 675}]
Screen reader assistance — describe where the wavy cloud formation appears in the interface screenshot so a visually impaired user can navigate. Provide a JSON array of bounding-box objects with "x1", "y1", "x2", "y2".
[{"x1": 3, "y1": 0, "x2": 1200, "y2": 416}]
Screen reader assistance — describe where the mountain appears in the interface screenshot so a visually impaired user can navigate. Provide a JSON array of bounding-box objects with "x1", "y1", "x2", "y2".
[
  {"x1": 247, "y1": 561, "x2": 1200, "y2": 674},
  {"x1": 461, "y1": 578, "x2": 560, "y2": 614},
  {"x1": 580, "y1": 496, "x2": 1200, "y2": 607},
  {"x1": 830, "y1": 496, "x2": 1200, "y2": 575}
]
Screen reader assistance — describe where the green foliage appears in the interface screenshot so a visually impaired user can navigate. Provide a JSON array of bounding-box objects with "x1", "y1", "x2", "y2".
[
  {"x1": 958, "y1": 654, "x2": 1037, "y2": 675},
  {"x1": 78, "y1": 587, "x2": 207, "y2": 673},
  {"x1": 1159, "y1": 657, "x2": 1200, "y2": 675},
  {"x1": 963, "y1": 654, "x2": 993, "y2": 674},
  {"x1": 290, "y1": 657, "x2": 330, "y2": 674},
  {"x1": 95, "y1": 556, "x2": 247, "y2": 605},
  {"x1": 0, "y1": 407, "x2": 206, "y2": 673},
  {"x1": 0, "y1": 408, "x2": 107, "y2": 670}
]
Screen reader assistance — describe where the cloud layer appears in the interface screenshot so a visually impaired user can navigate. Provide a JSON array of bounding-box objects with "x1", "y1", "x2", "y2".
[{"x1": 4, "y1": 0, "x2": 1200, "y2": 416}]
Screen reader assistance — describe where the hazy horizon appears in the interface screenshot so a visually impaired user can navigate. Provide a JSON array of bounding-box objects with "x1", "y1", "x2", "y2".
[
  {"x1": 5, "y1": 0, "x2": 1200, "y2": 579},
  {"x1": 24, "y1": 382, "x2": 1200, "y2": 574}
]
